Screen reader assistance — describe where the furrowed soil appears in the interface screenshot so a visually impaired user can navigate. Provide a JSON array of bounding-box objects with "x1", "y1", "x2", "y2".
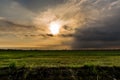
[{"x1": 0, "y1": 66, "x2": 120, "y2": 80}]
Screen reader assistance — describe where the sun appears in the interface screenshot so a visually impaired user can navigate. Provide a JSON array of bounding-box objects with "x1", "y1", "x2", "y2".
[{"x1": 49, "y1": 21, "x2": 61, "y2": 35}]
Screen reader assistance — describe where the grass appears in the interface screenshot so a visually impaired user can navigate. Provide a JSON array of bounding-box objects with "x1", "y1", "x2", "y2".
[{"x1": 0, "y1": 50, "x2": 120, "y2": 67}]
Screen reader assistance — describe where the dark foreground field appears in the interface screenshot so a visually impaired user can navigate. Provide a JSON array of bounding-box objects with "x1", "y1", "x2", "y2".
[
  {"x1": 0, "y1": 50, "x2": 120, "y2": 80},
  {"x1": 0, "y1": 66, "x2": 120, "y2": 80}
]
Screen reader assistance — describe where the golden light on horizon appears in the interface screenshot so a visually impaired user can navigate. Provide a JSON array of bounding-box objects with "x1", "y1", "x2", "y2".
[{"x1": 49, "y1": 21, "x2": 61, "y2": 35}]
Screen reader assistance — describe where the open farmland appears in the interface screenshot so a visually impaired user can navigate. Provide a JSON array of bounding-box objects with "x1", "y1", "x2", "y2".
[
  {"x1": 0, "y1": 50, "x2": 120, "y2": 67},
  {"x1": 0, "y1": 50, "x2": 120, "y2": 80}
]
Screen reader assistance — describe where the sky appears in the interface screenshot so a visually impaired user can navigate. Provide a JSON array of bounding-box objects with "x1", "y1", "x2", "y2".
[{"x1": 0, "y1": 0, "x2": 120, "y2": 50}]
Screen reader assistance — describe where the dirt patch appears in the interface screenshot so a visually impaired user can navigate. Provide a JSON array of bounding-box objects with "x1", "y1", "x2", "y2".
[{"x1": 0, "y1": 66, "x2": 120, "y2": 80}]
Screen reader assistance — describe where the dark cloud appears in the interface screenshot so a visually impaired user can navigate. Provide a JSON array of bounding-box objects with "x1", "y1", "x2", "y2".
[
  {"x1": 63, "y1": 25, "x2": 73, "y2": 31},
  {"x1": 60, "y1": 34, "x2": 73, "y2": 37},
  {"x1": 24, "y1": 34, "x2": 54, "y2": 38},
  {"x1": 73, "y1": 9, "x2": 120, "y2": 49},
  {"x1": 24, "y1": 33, "x2": 73, "y2": 39}
]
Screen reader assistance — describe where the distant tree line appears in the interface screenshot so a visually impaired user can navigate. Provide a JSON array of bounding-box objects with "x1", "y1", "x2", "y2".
[{"x1": 0, "y1": 48, "x2": 120, "y2": 51}]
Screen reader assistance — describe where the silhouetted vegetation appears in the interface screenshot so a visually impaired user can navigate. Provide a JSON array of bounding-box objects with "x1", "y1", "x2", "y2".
[{"x1": 0, "y1": 66, "x2": 120, "y2": 80}]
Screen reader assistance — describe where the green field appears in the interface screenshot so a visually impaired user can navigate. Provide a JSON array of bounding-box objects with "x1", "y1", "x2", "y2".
[{"x1": 0, "y1": 50, "x2": 120, "y2": 67}]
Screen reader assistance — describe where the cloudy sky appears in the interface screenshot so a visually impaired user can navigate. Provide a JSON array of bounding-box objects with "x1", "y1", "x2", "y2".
[{"x1": 0, "y1": 0, "x2": 120, "y2": 49}]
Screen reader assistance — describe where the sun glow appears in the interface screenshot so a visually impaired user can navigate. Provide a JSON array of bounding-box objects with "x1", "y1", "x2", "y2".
[{"x1": 49, "y1": 21, "x2": 61, "y2": 35}]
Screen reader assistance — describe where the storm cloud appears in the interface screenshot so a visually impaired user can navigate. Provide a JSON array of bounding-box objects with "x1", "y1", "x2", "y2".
[{"x1": 72, "y1": 0, "x2": 120, "y2": 49}]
